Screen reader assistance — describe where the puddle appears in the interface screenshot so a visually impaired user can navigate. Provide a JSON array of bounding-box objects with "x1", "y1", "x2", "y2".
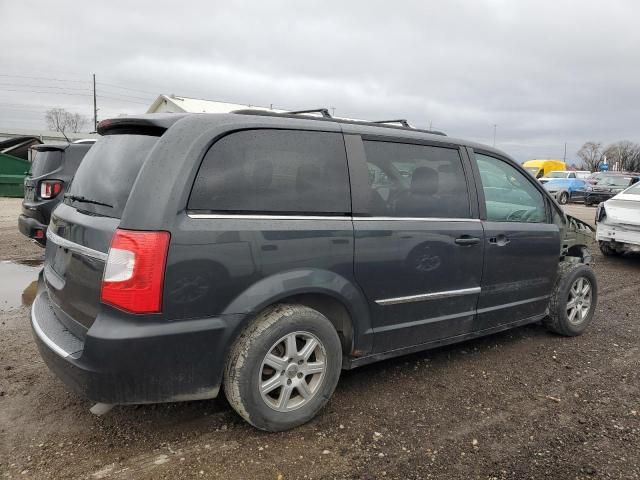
[{"x1": 0, "y1": 260, "x2": 42, "y2": 311}]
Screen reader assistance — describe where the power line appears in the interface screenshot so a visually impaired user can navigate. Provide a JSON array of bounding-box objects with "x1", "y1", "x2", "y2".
[
  {"x1": 0, "y1": 73, "x2": 90, "y2": 84},
  {"x1": 0, "y1": 89, "x2": 93, "y2": 97},
  {"x1": 0, "y1": 82, "x2": 91, "y2": 93},
  {"x1": 96, "y1": 94, "x2": 150, "y2": 105},
  {"x1": 97, "y1": 81, "x2": 158, "y2": 96}
]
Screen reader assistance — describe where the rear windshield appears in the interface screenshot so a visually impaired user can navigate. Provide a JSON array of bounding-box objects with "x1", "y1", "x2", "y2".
[
  {"x1": 65, "y1": 134, "x2": 159, "y2": 218},
  {"x1": 29, "y1": 150, "x2": 63, "y2": 177}
]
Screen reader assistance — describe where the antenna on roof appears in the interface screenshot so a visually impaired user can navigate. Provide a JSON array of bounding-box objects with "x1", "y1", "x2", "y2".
[
  {"x1": 373, "y1": 119, "x2": 412, "y2": 128},
  {"x1": 287, "y1": 108, "x2": 332, "y2": 118}
]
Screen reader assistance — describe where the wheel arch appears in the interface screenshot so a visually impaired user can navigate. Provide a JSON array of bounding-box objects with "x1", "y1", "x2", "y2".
[{"x1": 222, "y1": 269, "x2": 373, "y2": 357}]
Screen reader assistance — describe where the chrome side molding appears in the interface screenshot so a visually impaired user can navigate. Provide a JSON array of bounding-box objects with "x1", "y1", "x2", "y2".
[
  {"x1": 187, "y1": 212, "x2": 480, "y2": 223},
  {"x1": 375, "y1": 286, "x2": 481, "y2": 306}
]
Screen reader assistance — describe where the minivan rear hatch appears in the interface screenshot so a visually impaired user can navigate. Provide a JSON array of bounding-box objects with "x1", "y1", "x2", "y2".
[
  {"x1": 24, "y1": 146, "x2": 65, "y2": 202},
  {"x1": 44, "y1": 122, "x2": 165, "y2": 337}
]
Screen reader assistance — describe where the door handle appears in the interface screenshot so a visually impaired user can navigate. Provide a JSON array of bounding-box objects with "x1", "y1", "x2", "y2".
[
  {"x1": 489, "y1": 235, "x2": 511, "y2": 246},
  {"x1": 455, "y1": 236, "x2": 480, "y2": 246}
]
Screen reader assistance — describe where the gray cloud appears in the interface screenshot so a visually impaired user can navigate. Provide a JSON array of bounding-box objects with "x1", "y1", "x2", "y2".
[{"x1": 1, "y1": 0, "x2": 639, "y2": 163}]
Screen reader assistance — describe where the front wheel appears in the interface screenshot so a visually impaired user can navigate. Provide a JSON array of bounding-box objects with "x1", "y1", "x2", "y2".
[
  {"x1": 544, "y1": 263, "x2": 598, "y2": 336},
  {"x1": 224, "y1": 304, "x2": 342, "y2": 431}
]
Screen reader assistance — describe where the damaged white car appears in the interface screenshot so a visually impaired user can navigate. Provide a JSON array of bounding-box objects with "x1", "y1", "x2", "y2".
[{"x1": 595, "y1": 181, "x2": 640, "y2": 255}]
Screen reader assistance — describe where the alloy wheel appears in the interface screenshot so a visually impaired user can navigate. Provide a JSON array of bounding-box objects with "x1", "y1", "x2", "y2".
[
  {"x1": 259, "y1": 331, "x2": 327, "y2": 412},
  {"x1": 567, "y1": 277, "x2": 592, "y2": 325}
]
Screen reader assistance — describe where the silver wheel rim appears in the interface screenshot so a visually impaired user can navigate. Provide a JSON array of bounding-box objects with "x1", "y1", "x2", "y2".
[
  {"x1": 259, "y1": 331, "x2": 327, "y2": 412},
  {"x1": 567, "y1": 277, "x2": 592, "y2": 325}
]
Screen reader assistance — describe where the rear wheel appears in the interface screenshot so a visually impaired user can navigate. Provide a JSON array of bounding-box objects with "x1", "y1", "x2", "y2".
[
  {"x1": 558, "y1": 192, "x2": 569, "y2": 205},
  {"x1": 544, "y1": 262, "x2": 598, "y2": 336},
  {"x1": 224, "y1": 304, "x2": 342, "y2": 431}
]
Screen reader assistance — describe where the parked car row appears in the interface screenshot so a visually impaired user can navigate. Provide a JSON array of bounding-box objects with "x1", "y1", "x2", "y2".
[{"x1": 537, "y1": 170, "x2": 639, "y2": 206}]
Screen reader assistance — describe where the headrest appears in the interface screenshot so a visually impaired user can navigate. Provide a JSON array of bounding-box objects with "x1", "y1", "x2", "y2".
[{"x1": 411, "y1": 166, "x2": 439, "y2": 194}]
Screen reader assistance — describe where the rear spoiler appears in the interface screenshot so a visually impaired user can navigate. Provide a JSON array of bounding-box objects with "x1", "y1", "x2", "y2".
[{"x1": 97, "y1": 114, "x2": 187, "y2": 136}]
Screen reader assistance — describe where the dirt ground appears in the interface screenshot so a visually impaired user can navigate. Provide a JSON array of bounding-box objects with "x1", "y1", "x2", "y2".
[{"x1": 1, "y1": 199, "x2": 638, "y2": 479}]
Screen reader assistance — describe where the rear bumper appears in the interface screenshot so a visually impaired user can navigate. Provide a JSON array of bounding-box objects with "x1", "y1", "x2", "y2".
[
  {"x1": 596, "y1": 223, "x2": 640, "y2": 251},
  {"x1": 18, "y1": 214, "x2": 47, "y2": 244},
  {"x1": 31, "y1": 280, "x2": 247, "y2": 404}
]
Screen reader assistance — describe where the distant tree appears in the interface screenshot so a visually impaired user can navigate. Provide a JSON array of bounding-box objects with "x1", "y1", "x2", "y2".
[
  {"x1": 603, "y1": 141, "x2": 640, "y2": 172},
  {"x1": 577, "y1": 142, "x2": 603, "y2": 172},
  {"x1": 45, "y1": 108, "x2": 88, "y2": 134}
]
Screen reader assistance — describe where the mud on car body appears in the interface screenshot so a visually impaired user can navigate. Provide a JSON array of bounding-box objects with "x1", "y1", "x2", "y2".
[{"x1": 31, "y1": 111, "x2": 598, "y2": 431}]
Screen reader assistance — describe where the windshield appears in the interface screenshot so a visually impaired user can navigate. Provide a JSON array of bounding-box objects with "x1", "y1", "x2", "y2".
[
  {"x1": 29, "y1": 149, "x2": 63, "y2": 177},
  {"x1": 546, "y1": 171, "x2": 568, "y2": 178},
  {"x1": 65, "y1": 134, "x2": 159, "y2": 217},
  {"x1": 601, "y1": 176, "x2": 632, "y2": 187}
]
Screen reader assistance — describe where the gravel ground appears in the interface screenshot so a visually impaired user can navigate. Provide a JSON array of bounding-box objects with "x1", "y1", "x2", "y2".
[{"x1": 1, "y1": 199, "x2": 638, "y2": 479}]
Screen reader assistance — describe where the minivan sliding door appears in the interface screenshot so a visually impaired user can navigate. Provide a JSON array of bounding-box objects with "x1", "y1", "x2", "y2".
[{"x1": 345, "y1": 134, "x2": 484, "y2": 353}]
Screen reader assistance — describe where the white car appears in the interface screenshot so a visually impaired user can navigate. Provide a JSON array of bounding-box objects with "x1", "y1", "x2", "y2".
[{"x1": 595, "y1": 181, "x2": 640, "y2": 255}]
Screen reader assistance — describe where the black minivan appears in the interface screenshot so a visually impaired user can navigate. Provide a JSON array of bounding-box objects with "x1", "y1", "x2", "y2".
[
  {"x1": 31, "y1": 111, "x2": 597, "y2": 431},
  {"x1": 19, "y1": 140, "x2": 95, "y2": 244}
]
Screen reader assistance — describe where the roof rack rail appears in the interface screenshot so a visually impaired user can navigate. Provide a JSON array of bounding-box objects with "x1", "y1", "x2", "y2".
[
  {"x1": 373, "y1": 119, "x2": 411, "y2": 128},
  {"x1": 287, "y1": 108, "x2": 332, "y2": 118},
  {"x1": 230, "y1": 109, "x2": 447, "y2": 137}
]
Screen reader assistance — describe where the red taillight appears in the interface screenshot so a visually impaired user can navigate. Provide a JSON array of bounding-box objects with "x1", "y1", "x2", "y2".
[
  {"x1": 39, "y1": 180, "x2": 63, "y2": 199},
  {"x1": 100, "y1": 229, "x2": 170, "y2": 314}
]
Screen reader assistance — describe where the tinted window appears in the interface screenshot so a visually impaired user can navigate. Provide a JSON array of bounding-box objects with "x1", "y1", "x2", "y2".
[
  {"x1": 361, "y1": 140, "x2": 470, "y2": 218},
  {"x1": 189, "y1": 130, "x2": 350, "y2": 214},
  {"x1": 476, "y1": 153, "x2": 546, "y2": 223},
  {"x1": 66, "y1": 134, "x2": 159, "y2": 218},
  {"x1": 29, "y1": 150, "x2": 62, "y2": 177}
]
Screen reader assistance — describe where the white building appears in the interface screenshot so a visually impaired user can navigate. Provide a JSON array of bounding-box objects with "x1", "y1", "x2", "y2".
[{"x1": 146, "y1": 94, "x2": 284, "y2": 114}]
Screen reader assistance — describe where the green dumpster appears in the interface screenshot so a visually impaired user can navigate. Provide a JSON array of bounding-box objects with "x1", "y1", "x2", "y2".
[
  {"x1": 0, "y1": 136, "x2": 43, "y2": 198},
  {"x1": 0, "y1": 152, "x2": 30, "y2": 197}
]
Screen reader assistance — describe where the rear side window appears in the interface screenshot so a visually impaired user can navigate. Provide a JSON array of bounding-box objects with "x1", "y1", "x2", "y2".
[
  {"x1": 66, "y1": 134, "x2": 159, "y2": 218},
  {"x1": 361, "y1": 140, "x2": 470, "y2": 218},
  {"x1": 189, "y1": 130, "x2": 350, "y2": 214},
  {"x1": 29, "y1": 150, "x2": 62, "y2": 177}
]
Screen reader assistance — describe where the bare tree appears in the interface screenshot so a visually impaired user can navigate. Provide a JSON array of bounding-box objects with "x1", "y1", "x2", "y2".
[
  {"x1": 603, "y1": 141, "x2": 640, "y2": 172},
  {"x1": 67, "y1": 112, "x2": 88, "y2": 133},
  {"x1": 45, "y1": 108, "x2": 89, "y2": 135},
  {"x1": 576, "y1": 141, "x2": 603, "y2": 171}
]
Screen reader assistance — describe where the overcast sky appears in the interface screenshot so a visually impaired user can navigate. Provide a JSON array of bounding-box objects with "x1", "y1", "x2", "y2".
[{"x1": 1, "y1": 0, "x2": 639, "y2": 163}]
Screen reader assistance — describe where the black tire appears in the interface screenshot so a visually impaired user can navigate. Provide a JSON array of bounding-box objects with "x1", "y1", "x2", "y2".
[
  {"x1": 544, "y1": 262, "x2": 598, "y2": 336},
  {"x1": 224, "y1": 304, "x2": 342, "y2": 431},
  {"x1": 558, "y1": 192, "x2": 569, "y2": 205},
  {"x1": 584, "y1": 198, "x2": 592, "y2": 206},
  {"x1": 599, "y1": 241, "x2": 619, "y2": 257}
]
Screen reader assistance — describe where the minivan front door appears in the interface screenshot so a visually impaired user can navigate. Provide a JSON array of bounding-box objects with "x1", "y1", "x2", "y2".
[
  {"x1": 472, "y1": 151, "x2": 560, "y2": 330},
  {"x1": 346, "y1": 135, "x2": 484, "y2": 353}
]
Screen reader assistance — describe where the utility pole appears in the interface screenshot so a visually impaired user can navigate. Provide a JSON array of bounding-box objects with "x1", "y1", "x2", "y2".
[
  {"x1": 493, "y1": 124, "x2": 497, "y2": 147},
  {"x1": 563, "y1": 142, "x2": 567, "y2": 162},
  {"x1": 92, "y1": 74, "x2": 97, "y2": 132}
]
